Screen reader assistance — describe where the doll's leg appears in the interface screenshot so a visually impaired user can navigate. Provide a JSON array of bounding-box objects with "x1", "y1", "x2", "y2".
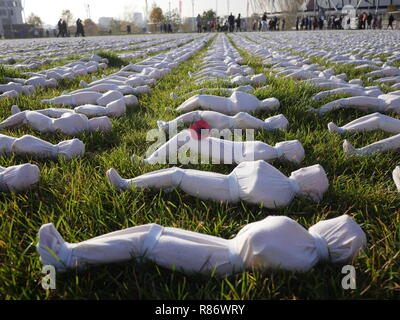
[
  {"x1": 176, "y1": 95, "x2": 233, "y2": 114},
  {"x1": 157, "y1": 111, "x2": 202, "y2": 131},
  {"x1": 0, "y1": 112, "x2": 27, "y2": 130},
  {"x1": 318, "y1": 97, "x2": 387, "y2": 115},
  {"x1": 107, "y1": 167, "x2": 235, "y2": 202},
  {"x1": 37, "y1": 223, "x2": 238, "y2": 275},
  {"x1": 343, "y1": 134, "x2": 400, "y2": 155},
  {"x1": 313, "y1": 87, "x2": 366, "y2": 101},
  {"x1": 74, "y1": 105, "x2": 108, "y2": 117},
  {"x1": 232, "y1": 112, "x2": 271, "y2": 129}
]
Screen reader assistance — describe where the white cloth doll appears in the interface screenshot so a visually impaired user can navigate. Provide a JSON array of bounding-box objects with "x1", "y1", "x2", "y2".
[
  {"x1": 0, "y1": 82, "x2": 35, "y2": 95},
  {"x1": 328, "y1": 113, "x2": 400, "y2": 135},
  {"x1": 176, "y1": 92, "x2": 280, "y2": 116},
  {"x1": 0, "y1": 163, "x2": 40, "y2": 193},
  {"x1": 169, "y1": 85, "x2": 256, "y2": 100},
  {"x1": 342, "y1": 134, "x2": 400, "y2": 156},
  {"x1": 143, "y1": 130, "x2": 305, "y2": 165},
  {"x1": 37, "y1": 214, "x2": 366, "y2": 275},
  {"x1": 392, "y1": 166, "x2": 400, "y2": 192},
  {"x1": 11, "y1": 97, "x2": 132, "y2": 120},
  {"x1": 42, "y1": 90, "x2": 137, "y2": 107},
  {"x1": 107, "y1": 160, "x2": 329, "y2": 208},
  {"x1": 72, "y1": 83, "x2": 137, "y2": 95},
  {"x1": 313, "y1": 86, "x2": 383, "y2": 102},
  {"x1": 157, "y1": 111, "x2": 288, "y2": 132},
  {"x1": 0, "y1": 134, "x2": 84, "y2": 160},
  {"x1": 0, "y1": 110, "x2": 112, "y2": 136},
  {"x1": 312, "y1": 93, "x2": 400, "y2": 116}
]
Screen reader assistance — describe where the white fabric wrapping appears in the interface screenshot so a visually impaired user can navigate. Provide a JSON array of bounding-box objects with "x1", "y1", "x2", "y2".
[
  {"x1": 0, "y1": 134, "x2": 84, "y2": 160},
  {"x1": 328, "y1": 113, "x2": 400, "y2": 135},
  {"x1": 37, "y1": 215, "x2": 366, "y2": 275},
  {"x1": 176, "y1": 92, "x2": 280, "y2": 116},
  {"x1": 0, "y1": 163, "x2": 40, "y2": 192},
  {"x1": 0, "y1": 110, "x2": 112, "y2": 136},
  {"x1": 107, "y1": 160, "x2": 329, "y2": 208},
  {"x1": 158, "y1": 111, "x2": 288, "y2": 132},
  {"x1": 144, "y1": 130, "x2": 305, "y2": 165}
]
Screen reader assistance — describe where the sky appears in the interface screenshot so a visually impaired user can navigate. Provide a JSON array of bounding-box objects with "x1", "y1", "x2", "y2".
[{"x1": 24, "y1": 0, "x2": 251, "y2": 26}]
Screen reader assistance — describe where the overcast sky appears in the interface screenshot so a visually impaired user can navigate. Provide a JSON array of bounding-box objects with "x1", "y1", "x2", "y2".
[{"x1": 24, "y1": 0, "x2": 251, "y2": 26}]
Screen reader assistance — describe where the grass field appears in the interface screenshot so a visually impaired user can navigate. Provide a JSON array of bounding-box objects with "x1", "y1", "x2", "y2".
[{"x1": 0, "y1": 33, "x2": 399, "y2": 300}]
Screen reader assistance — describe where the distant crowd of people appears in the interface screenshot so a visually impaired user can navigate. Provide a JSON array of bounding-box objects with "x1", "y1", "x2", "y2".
[
  {"x1": 194, "y1": 11, "x2": 396, "y2": 34},
  {"x1": 196, "y1": 13, "x2": 246, "y2": 33},
  {"x1": 56, "y1": 18, "x2": 85, "y2": 38},
  {"x1": 159, "y1": 23, "x2": 174, "y2": 33}
]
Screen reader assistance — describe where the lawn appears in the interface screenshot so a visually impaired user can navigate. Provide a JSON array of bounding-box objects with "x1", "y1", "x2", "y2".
[{"x1": 0, "y1": 33, "x2": 398, "y2": 300}]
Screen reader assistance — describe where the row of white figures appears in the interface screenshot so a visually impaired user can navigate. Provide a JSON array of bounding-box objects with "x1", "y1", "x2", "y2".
[
  {"x1": 0, "y1": 56, "x2": 109, "y2": 101},
  {"x1": 118, "y1": 34, "x2": 205, "y2": 61},
  {"x1": 37, "y1": 213, "x2": 366, "y2": 275},
  {"x1": 0, "y1": 37, "x2": 213, "y2": 194},
  {"x1": 231, "y1": 34, "x2": 385, "y2": 103},
  {"x1": 0, "y1": 34, "x2": 190, "y2": 67},
  {"x1": 192, "y1": 34, "x2": 267, "y2": 86}
]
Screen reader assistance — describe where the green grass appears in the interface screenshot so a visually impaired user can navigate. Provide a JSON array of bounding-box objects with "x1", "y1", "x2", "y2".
[{"x1": 0, "y1": 34, "x2": 399, "y2": 300}]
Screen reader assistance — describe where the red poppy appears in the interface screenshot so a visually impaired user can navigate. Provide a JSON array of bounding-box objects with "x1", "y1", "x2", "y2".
[{"x1": 189, "y1": 120, "x2": 211, "y2": 140}]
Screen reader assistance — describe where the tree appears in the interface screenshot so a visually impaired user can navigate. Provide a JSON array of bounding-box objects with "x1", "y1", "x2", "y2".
[
  {"x1": 110, "y1": 18, "x2": 123, "y2": 34},
  {"x1": 150, "y1": 6, "x2": 164, "y2": 24},
  {"x1": 201, "y1": 9, "x2": 216, "y2": 26},
  {"x1": 27, "y1": 13, "x2": 43, "y2": 28},
  {"x1": 61, "y1": 9, "x2": 74, "y2": 26},
  {"x1": 83, "y1": 19, "x2": 99, "y2": 36},
  {"x1": 164, "y1": 9, "x2": 181, "y2": 30}
]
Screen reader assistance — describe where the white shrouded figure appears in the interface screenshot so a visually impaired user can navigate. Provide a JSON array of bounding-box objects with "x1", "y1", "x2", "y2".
[
  {"x1": 0, "y1": 134, "x2": 84, "y2": 160},
  {"x1": 0, "y1": 109, "x2": 112, "y2": 136},
  {"x1": 176, "y1": 92, "x2": 280, "y2": 116},
  {"x1": 328, "y1": 113, "x2": 400, "y2": 135},
  {"x1": 157, "y1": 112, "x2": 289, "y2": 132},
  {"x1": 42, "y1": 90, "x2": 138, "y2": 107},
  {"x1": 313, "y1": 86, "x2": 383, "y2": 102},
  {"x1": 143, "y1": 130, "x2": 305, "y2": 165},
  {"x1": 107, "y1": 160, "x2": 329, "y2": 208},
  {"x1": 0, "y1": 164, "x2": 40, "y2": 193},
  {"x1": 12, "y1": 97, "x2": 135, "y2": 120},
  {"x1": 342, "y1": 134, "x2": 400, "y2": 156},
  {"x1": 169, "y1": 85, "x2": 258, "y2": 100},
  {"x1": 392, "y1": 166, "x2": 400, "y2": 191},
  {"x1": 0, "y1": 83, "x2": 35, "y2": 95},
  {"x1": 37, "y1": 214, "x2": 366, "y2": 275},
  {"x1": 312, "y1": 92, "x2": 400, "y2": 116}
]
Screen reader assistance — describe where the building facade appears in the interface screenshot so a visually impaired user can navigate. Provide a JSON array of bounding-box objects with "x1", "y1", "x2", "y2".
[{"x1": 0, "y1": 0, "x2": 23, "y2": 37}]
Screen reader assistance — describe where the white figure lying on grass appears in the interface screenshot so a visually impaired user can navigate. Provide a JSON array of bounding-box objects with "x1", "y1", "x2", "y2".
[
  {"x1": 176, "y1": 91, "x2": 280, "y2": 116},
  {"x1": 0, "y1": 134, "x2": 84, "y2": 160},
  {"x1": 0, "y1": 163, "x2": 40, "y2": 193},
  {"x1": 140, "y1": 125, "x2": 304, "y2": 165},
  {"x1": 107, "y1": 160, "x2": 329, "y2": 209},
  {"x1": 42, "y1": 90, "x2": 139, "y2": 107},
  {"x1": 37, "y1": 214, "x2": 366, "y2": 275},
  {"x1": 157, "y1": 111, "x2": 288, "y2": 132},
  {"x1": 0, "y1": 107, "x2": 112, "y2": 136},
  {"x1": 310, "y1": 91, "x2": 400, "y2": 116}
]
